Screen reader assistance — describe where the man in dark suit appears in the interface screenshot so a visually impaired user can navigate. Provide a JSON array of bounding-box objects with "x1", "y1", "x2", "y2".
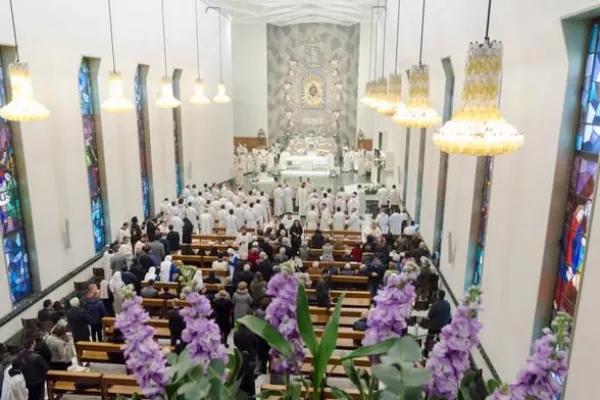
[
  {"x1": 424, "y1": 290, "x2": 451, "y2": 357},
  {"x1": 65, "y1": 297, "x2": 92, "y2": 343},
  {"x1": 167, "y1": 299, "x2": 186, "y2": 347},
  {"x1": 20, "y1": 338, "x2": 49, "y2": 400},
  {"x1": 157, "y1": 232, "x2": 170, "y2": 255},
  {"x1": 121, "y1": 267, "x2": 140, "y2": 294},
  {"x1": 37, "y1": 299, "x2": 56, "y2": 333},
  {"x1": 149, "y1": 236, "x2": 166, "y2": 262}
]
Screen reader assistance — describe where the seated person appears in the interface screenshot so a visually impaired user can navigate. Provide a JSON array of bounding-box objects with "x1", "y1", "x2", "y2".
[
  {"x1": 308, "y1": 261, "x2": 321, "y2": 275},
  {"x1": 205, "y1": 271, "x2": 221, "y2": 284},
  {"x1": 310, "y1": 229, "x2": 325, "y2": 249},
  {"x1": 352, "y1": 310, "x2": 368, "y2": 331},
  {"x1": 341, "y1": 263, "x2": 355, "y2": 276},
  {"x1": 212, "y1": 254, "x2": 228, "y2": 270},
  {"x1": 158, "y1": 286, "x2": 176, "y2": 300},
  {"x1": 315, "y1": 271, "x2": 331, "y2": 308},
  {"x1": 140, "y1": 280, "x2": 159, "y2": 298},
  {"x1": 321, "y1": 242, "x2": 334, "y2": 262}
]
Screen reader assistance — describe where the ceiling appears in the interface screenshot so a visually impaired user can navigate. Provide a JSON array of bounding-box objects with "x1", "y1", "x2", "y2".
[{"x1": 205, "y1": 0, "x2": 379, "y2": 26}]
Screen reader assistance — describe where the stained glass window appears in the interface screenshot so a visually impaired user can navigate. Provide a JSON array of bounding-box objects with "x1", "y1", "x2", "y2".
[
  {"x1": 79, "y1": 59, "x2": 108, "y2": 252},
  {"x1": 473, "y1": 157, "x2": 494, "y2": 287},
  {"x1": 0, "y1": 54, "x2": 32, "y2": 302},
  {"x1": 172, "y1": 70, "x2": 184, "y2": 196},
  {"x1": 135, "y1": 66, "x2": 153, "y2": 219},
  {"x1": 553, "y1": 22, "x2": 600, "y2": 318}
]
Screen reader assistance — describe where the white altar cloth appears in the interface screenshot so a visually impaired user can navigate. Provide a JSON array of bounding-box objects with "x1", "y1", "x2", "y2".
[{"x1": 287, "y1": 155, "x2": 330, "y2": 171}]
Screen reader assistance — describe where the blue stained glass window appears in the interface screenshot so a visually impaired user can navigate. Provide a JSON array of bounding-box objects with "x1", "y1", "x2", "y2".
[
  {"x1": 135, "y1": 67, "x2": 153, "y2": 219},
  {"x1": 79, "y1": 59, "x2": 107, "y2": 252},
  {"x1": 0, "y1": 55, "x2": 32, "y2": 302},
  {"x1": 172, "y1": 73, "x2": 183, "y2": 196}
]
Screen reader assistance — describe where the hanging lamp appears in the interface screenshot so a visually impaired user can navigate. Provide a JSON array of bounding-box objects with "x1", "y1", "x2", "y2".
[
  {"x1": 376, "y1": 5, "x2": 398, "y2": 116},
  {"x1": 207, "y1": 6, "x2": 231, "y2": 104},
  {"x1": 0, "y1": 0, "x2": 50, "y2": 121},
  {"x1": 432, "y1": 0, "x2": 522, "y2": 155},
  {"x1": 360, "y1": 7, "x2": 376, "y2": 107},
  {"x1": 393, "y1": 0, "x2": 440, "y2": 127},
  {"x1": 156, "y1": 0, "x2": 181, "y2": 109},
  {"x1": 379, "y1": 0, "x2": 405, "y2": 117},
  {"x1": 190, "y1": 0, "x2": 210, "y2": 105},
  {"x1": 101, "y1": 0, "x2": 134, "y2": 112}
]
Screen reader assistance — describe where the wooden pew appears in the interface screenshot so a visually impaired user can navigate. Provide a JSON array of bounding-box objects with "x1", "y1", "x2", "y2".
[
  {"x1": 300, "y1": 362, "x2": 370, "y2": 377},
  {"x1": 309, "y1": 307, "x2": 367, "y2": 326},
  {"x1": 46, "y1": 371, "x2": 103, "y2": 399},
  {"x1": 305, "y1": 289, "x2": 370, "y2": 299},
  {"x1": 260, "y1": 384, "x2": 360, "y2": 400},
  {"x1": 102, "y1": 317, "x2": 170, "y2": 338},
  {"x1": 303, "y1": 260, "x2": 362, "y2": 270},
  {"x1": 314, "y1": 328, "x2": 365, "y2": 349},
  {"x1": 308, "y1": 274, "x2": 368, "y2": 286},
  {"x1": 192, "y1": 234, "x2": 237, "y2": 241},
  {"x1": 75, "y1": 341, "x2": 173, "y2": 366},
  {"x1": 103, "y1": 375, "x2": 141, "y2": 398}
]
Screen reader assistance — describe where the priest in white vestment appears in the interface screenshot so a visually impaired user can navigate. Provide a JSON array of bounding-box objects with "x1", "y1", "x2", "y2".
[
  {"x1": 306, "y1": 205, "x2": 319, "y2": 230},
  {"x1": 320, "y1": 205, "x2": 332, "y2": 231},
  {"x1": 225, "y1": 210, "x2": 240, "y2": 236},
  {"x1": 377, "y1": 185, "x2": 390, "y2": 208},
  {"x1": 186, "y1": 203, "x2": 199, "y2": 233},
  {"x1": 284, "y1": 184, "x2": 294, "y2": 214},
  {"x1": 254, "y1": 200, "x2": 265, "y2": 227},
  {"x1": 347, "y1": 209, "x2": 361, "y2": 232},
  {"x1": 334, "y1": 195, "x2": 346, "y2": 214},
  {"x1": 297, "y1": 183, "x2": 308, "y2": 217},
  {"x1": 347, "y1": 193, "x2": 359, "y2": 216},
  {"x1": 389, "y1": 209, "x2": 405, "y2": 235},
  {"x1": 273, "y1": 185, "x2": 284, "y2": 217},
  {"x1": 376, "y1": 209, "x2": 390, "y2": 234},
  {"x1": 217, "y1": 205, "x2": 228, "y2": 228},
  {"x1": 332, "y1": 208, "x2": 346, "y2": 231},
  {"x1": 199, "y1": 210, "x2": 214, "y2": 235},
  {"x1": 244, "y1": 205, "x2": 258, "y2": 230},
  {"x1": 390, "y1": 184, "x2": 401, "y2": 208},
  {"x1": 234, "y1": 204, "x2": 245, "y2": 228},
  {"x1": 357, "y1": 185, "x2": 366, "y2": 217}
]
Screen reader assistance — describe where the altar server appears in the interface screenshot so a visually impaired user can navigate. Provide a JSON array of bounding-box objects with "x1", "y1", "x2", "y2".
[
  {"x1": 389, "y1": 208, "x2": 405, "y2": 236},
  {"x1": 297, "y1": 183, "x2": 308, "y2": 217},
  {"x1": 332, "y1": 207, "x2": 346, "y2": 231},
  {"x1": 357, "y1": 185, "x2": 366, "y2": 217},
  {"x1": 244, "y1": 203, "x2": 258, "y2": 230},
  {"x1": 199, "y1": 209, "x2": 214, "y2": 235},
  {"x1": 390, "y1": 184, "x2": 401, "y2": 208},
  {"x1": 376, "y1": 209, "x2": 390, "y2": 235},
  {"x1": 225, "y1": 209, "x2": 240, "y2": 236},
  {"x1": 273, "y1": 185, "x2": 284, "y2": 217},
  {"x1": 320, "y1": 204, "x2": 331, "y2": 231},
  {"x1": 334, "y1": 195, "x2": 346, "y2": 215},
  {"x1": 284, "y1": 184, "x2": 294, "y2": 214},
  {"x1": 306, "y1": 205, "x2": 319, "y2": 230},
  {"x1": 347, "y1": 193, "x2": 360, "y2": 216},
  {"x1": 185, "y1": 202, "x2": 199, "y2": 233},
  {"x1": 217, "y1": 205, "x2": 229, "y2": 228},
  {"x1": 347, "y1": 208, "x2": 361, "y2": 232}
]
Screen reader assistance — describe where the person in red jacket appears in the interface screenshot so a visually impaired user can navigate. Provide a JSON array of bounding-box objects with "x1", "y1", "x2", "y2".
[{"x1": 247, "y1": 246, "x2": 261, "y2": 271}]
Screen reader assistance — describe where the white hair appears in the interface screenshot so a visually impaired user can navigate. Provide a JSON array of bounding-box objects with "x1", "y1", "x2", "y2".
[
  {"x1": 243, "y1": 263, "x2": 251, "y2": 271},
  {"x1": 69, "y1": 297, "x2": 80, "y2": 308}
]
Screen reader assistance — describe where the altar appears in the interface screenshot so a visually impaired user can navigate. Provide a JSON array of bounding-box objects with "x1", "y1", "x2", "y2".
[
  {"x1": 278, "y1": 132, "x2": 337, "y2": 174},
  {"x1": 287, "y1": 154, "x2": 330, "y2": 171}
]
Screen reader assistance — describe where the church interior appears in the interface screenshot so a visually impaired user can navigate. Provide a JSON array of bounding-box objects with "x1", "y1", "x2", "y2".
[{"x1": 0, "y1": 0, "x2": 596, "y2": 398}]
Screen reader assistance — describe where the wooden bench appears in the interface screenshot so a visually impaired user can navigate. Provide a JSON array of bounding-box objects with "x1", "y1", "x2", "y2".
[
  {"x1": 303, "y1": 260, "x2": 362, "y2": 270},
  {"x1": 193, "y1": 234, "x2": 237, "y2": 241},
  {"x1": 46, "y1": 370, "x2": 103, "y2": 399},
  {"x1": 308, "y1": 274, "x2": 368, "y2": 286},
  {"x1": 75, "y1": 341, "x2": 174, "y2": 366},
  {"x1": 102, "y1": 317, "x2": 170, "y2": 338},
  {"x1": 300, "y1": 362, "x2": 370, "y2": 377},
  {"x1": 103, "y1": 374, "x2": 141, "y2": 398},
  {"x1": 314, "y1": 328, "x2": 365, "y2": 349},
  {"x1": 260, "y1": 384, "x2": 360, "y2": 399},
  {"x1": 309, "y1": 307, "x2": 367, "y2": 326}
]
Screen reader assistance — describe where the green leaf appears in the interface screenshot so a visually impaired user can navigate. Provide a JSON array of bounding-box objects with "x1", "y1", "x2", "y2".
[
  {"x1": 287, "y1": 382, "x2": 303, "y2": 400},
  {"x1": 173, "y1": 348, "x2": 195, "y2": 384},
  {"x1": 177, "y1": 380, "x2": 211, "y2": 398},
  {"x1": 371, "y1": 364, "x2": 403, "y2": 393},
  {"x1": 257, "y1": 389, "x2": 285, "y2": 399},
  {"x1": 296, "y1": 283, "x2": 318, "y2": 357},
  {"x1": 487, "y1": 379, "x2": 502, "y2": 394},
  {"x1": 167, "y1": 352, "x2": 178, "y2": 366},
  {"x1": 400, "y1": 362, "x2": 432, "y2": 388},
  {"x1": 226, "y1": 348, "x2": 243, "y2": 387},
  {"x1": 387, "y1": 337, "x2": 422, "y2": 363},
  {"x1": 237, "y1": 315, "x2": 293, "y2": 359},
  {"x1": 403, "y1": 386, "x2": 425, "y2": 400},
  {"x1": 341, "y1": 358, "x2": 364, "y2": 398},
  {"x1": 316, "y1": 292, "x2": 346, "y2": 389},
  {"x1": 341, "y1": 337, "x2": 399, "y2": 361},
  {"x1": 330, "y1": 386, "x2": 353, "y2": 400}
]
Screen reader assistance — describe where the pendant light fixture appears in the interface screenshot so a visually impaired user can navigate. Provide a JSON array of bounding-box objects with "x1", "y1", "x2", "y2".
[
  {"x1": 101, "y1": 0, "x2": 134, "y2": 112},
  {"x1": 190, "y1": 0, "x2": 210, "y2": 105},
  {"x1": 0, "y1": 0, "x2": 50, "y2": 122},
  {"x1": 432, "y1": 0, "x2": 522, "y2": 155},
  {"x1": 393, "y1": 0, "x2": 440, "y2": 127},
  {"x1": 207, "y1": 6, "x2": 231, "y2": 104},
  {"x1": 156, "y1": 0, "x2": 181, "y2": 109},
  {"x1": 378, "y1": 0, "x2": 405, "y2": 117}
]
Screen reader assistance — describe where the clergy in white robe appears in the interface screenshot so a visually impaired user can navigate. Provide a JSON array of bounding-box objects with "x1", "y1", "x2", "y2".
[
  {"x1": 332, "y1": 209, "x2": 346, "y2": 231},
  {"x1": 181, "y1": 185, "x2": 192, "y2": 198},
  {"x1": 254, "y1": 200, "x2": 265, "y2": 227},
  {"x1": 225, "y1": 210, "x2": 240, "y2": 236},
  {"x1": 347, "y1": 210, "x2": 361, "y2": 232},
  {"x1": 244, "y1": 205, "x2": 258, "y2": 229},
  {"x1": 260, "y1": 192, "x2": 270, "y2": 221},
  {"x1": 347, "y1": 194, "x2": 359, "y2": 216},
  {"x1": 362, "y1": 222, "x2": 382, "y2": 242},
  {"x1": 236, "y1": 230, "x2": 254, "y2": 255},
  {"x1": 334, "y1": 196, "x2": 346, "y2": 214},
  {"x1": 211, "y1": 185, "x2": 220, "y2": 199},
  {"x1": 160, "y1": 198, "x2": 170, "y2": 215},
  {"x1": 357, "y1": 186, "x2": 367, "y2": 217},
  {"x1": 342, "y1": 150, "x2": 353, "y2": 172},
  {"x1": 279, "y1": 150, "x2": 291, "y2": 170},
  {"x1": 389, "y1": 210, "x2": 405, "y2": 235},
  {"x1": 273, "y1": 185, "x2": 285, "y2": 217},
  {"x1": 267, "y1": 152, "x2": 275, "y2": 173},
  {"x1": 296, "y1": 184, "x2": 308, "y2": 217},
  {"x1": 320, "y1": 206, "x2": 332, "y2": 231},
  {"x1": 217, "y1": 205, "x2": 228, "y2": 228},
  {"x1": 356, "y1": 151, "x2": 366, "y2": 175},
  {"x1": 322, "y1": 193, "x2": 333, "y2": 213},
  {"x1": 306, "y1": 206, "x2": 319, "y2": 230},
  {"x1": 390, "y1": 185, "x2": 401, "y2": 208},
  {"x1": 169, "y1": 215, "x2": 184, "y2": 237},
  {"x1": 284, "y1": 184, "x2": 294, "y2": 214},
  {"x1": 185, "y1": 203, "x2": 199, "y2": 233},
  {"x1": 376, "y1": 210, "x2": 390, "y2": 234},
  {"x1": 281, "y1": 213, "x2": 295, "y2": 231},
  {"x1": 308, "y1": 193, "x2": 320, "y2": 215},
  {"x1": 199, "y1": 211, "x2": 214, "y2": 235},
  {"x1": 233, "y1": 205, "x2": 246, "y2": 228},
  {"x1": 377, "y1": 185, "x2": 390, "y2": 208}
]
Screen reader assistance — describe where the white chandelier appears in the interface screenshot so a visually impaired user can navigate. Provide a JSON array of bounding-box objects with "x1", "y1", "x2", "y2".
[
  {"x1": 393, "y1": 64, "x2": 440, "y2": 127},
  {"x1": 156, "y1": 0, "x2": 181, "y2": 109}
]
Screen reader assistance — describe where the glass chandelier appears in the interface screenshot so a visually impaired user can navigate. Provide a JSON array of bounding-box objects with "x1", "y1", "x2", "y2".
[
  {"x1": 101, "y1": 0, "x2": 134, "y2": 112},
  {"x1": 0, "y1": 0, "x2": 49, "y2": 121},
  {"x1": 432, "y1": 0, "x2": 522, "y2": 155},
  {"x1": 379, "y1": 0, "x2": 405, "y2": 117},
  {"x1": 207, "y1": 6, "x2": 230, "y2": 104},
  {"x1": 156, "y1": 0, "x2": 180, "y2": 109},
  {"x1": 393, "y1": 0, "x2": 440, "y2": 127},
  {"x1": 190, "y1": 0, "x2": 210, "y2": 105}
]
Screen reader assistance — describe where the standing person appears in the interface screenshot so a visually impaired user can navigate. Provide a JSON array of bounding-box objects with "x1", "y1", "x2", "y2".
[
  {"x1": 99, "y1": 280, "x2": 115, "y2": 317},
  {"x1": 185, "y1": 202, "x2": 199, "y2": 233},
  {"x1": 199, "y1": 208, "x2": 214, "y2": 235},
  {"x1": 332, "y1": 207, "x2": 345, "y2": 231},
  {"x1": 225, "y1": 209, "x2": 240, "y2": 236},
  {"x1": 377, "y1": 185, "x2": 390, "y2": 209},
  {"x1": 146, "y1": 219, "x2": 157, "y2": 242},
  {"x1": 109, "y1": 271, "x2": 125, "y2": 314},
  {"x1": 44, "y1": 325, "x2": 74, "y2": 371},
  {"x1": 357, "y1": 185, "x2": 366, "y2": 217},
  {"x1": 130, "y1": 217, "x2": 143, "y2": 248},
  {"x1": 166, "y1": 225, "x2": 181, "y2": 254},
  {"x1": 315, "y1": 271, "x2": 331, "y2": 308},
  {"x1": 367, "y1": 257, "x2": 385, "y2": 298},
  {"x1": 347, "y1": 208, "x2": 361, "y2": 232},
  {"x1": 425, "y1": 290, "x2": 452, "y2": 356},
  {"x1": 181, "y1": 218, "x2": 193, "y2": 245},
  {"x1": 217, "y1": 205, "x2": 229, "y2": 229},
  {"x1": 296, "y1": 183, "x2": 308, "y2": 217},
  {"x1": 85, "y1": 289, "x2": 108, "y2": 342},
  {"x1": 19, "y1": 339, "x2": 48, "y2": 400},
  {"x1": 232, "y1": 282, "x2": 253, "y2": 321},
  {"x1": 169, "y1": 213, "x2": 184, "y2": 238},
  {"x1": 390, "y1": 185, "x2": 401, "y2": 208},
  {"x1": 1, "y1": 357, "x2": 28, "y2": 400},
  {"x1": 273, "y1": 184, "x2": 284, "y2": 218},
  {"x1": 117, "y1": 222, "x2": 131, "y2": 244},
  {"x1": 376, "y1": 208, "x2": 390, "y2": 235},
  {"x1": 289, "y1": 220, "x2": 303, "y2": 254},
  {"x1": 319, "y1": 204, "x2": 331, "y2": 231},
  {"x1": 159, "y1": 255, "x2": 174, "y2": 282},
  {"x1": 149, "y1": 234, "x2": 166, "y2": 262},
  {"x1": 283, "y1": 184, "x2": 294, "y2": 214},
  {"x1": 305, "y1": 205, "x2": 319, "y2": 230},
  {"x1": 212, "y1": 290, "x2": 234, "y2": 346},
  {"x1": 389, "y1": 207, "x2": 404, "y2": 236},
  {"x1": 65, "y1": 297, "x2": 91, "y2": 343},
  {"x1": 321, "y1": 193, "x2": 333, "y2": 213},
  {"x1": 250, "y1": 272, "x2": 267, "y2": 304},
  {"x1": 244, "y1": 204, "x2": 258, "y2": 231},
  {"x1": 233, "y1": 325, "x2": 257, "y2": 397},
  {"x1": 167, "y1": 299, "x2": 185, "y2": 347},
  {"x1": 347, "y1": 192, "x2": 359, "y2": 216},
  {"x1": 236, "y1": 228, "x2": 253, "y2": 256},
  {"x1": 254, "y1": 200, "x2": 265, "y2": 228}
]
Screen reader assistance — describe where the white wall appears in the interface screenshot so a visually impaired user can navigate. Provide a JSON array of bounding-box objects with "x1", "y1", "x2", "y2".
[
  {"x1": 369, "y1": 0, "x2": 600, "y2": 389},
  {"x1": 0, "y1": 0, "x2": 233, "y2": 314},
  {"x1": 356, "y1": 22, "x2": 374, "y2": 141},
  {"x1": 231, "y1": 22, "x2": 267, "y2": 137}
]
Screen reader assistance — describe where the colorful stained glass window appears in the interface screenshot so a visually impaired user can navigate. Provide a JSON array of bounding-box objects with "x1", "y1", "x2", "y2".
[
  {"x1": 172, "y1": 71, "x2": 183, "y2": 196},
  {"x1": 473, "y1": 156, "x2": 494, "y2": 287},
  {"x1": 135, "y1": 66, "x2": 153, "y2": 219},
  {"x1": 553, "y1": 22, "x2": 600, "y2": 318},
  {"x1": 79, "y1": 59, "x2": 107, "y2": 252},
  {"x1": 0, "y1": 55, "x2": 32, "y2": 302}
]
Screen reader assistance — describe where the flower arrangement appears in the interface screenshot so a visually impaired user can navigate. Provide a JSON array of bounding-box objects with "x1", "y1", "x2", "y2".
[{"x1": 373, "y1": 153, "x2": 387, "y2": 170}]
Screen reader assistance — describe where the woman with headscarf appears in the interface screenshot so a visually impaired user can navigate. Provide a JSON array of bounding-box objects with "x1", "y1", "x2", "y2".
[
  {"x1": 99, "y1": 280, "x2": 115, "y2": 316},
  {"x1": 109, "y1": 271, "x2": 125, "y2": 314},
  {"x1": 144, "y1": 266, "x2": 157, "y2": 282},
  {"x1": 160, "y1": 256, "x2": 173, "y2": 282},
  {"x1": 289, "y1": 220, "x2": 303, "y2": 255},
  {"x1": 192, "y1": 269, "x2": 204, "y2": 293}
]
